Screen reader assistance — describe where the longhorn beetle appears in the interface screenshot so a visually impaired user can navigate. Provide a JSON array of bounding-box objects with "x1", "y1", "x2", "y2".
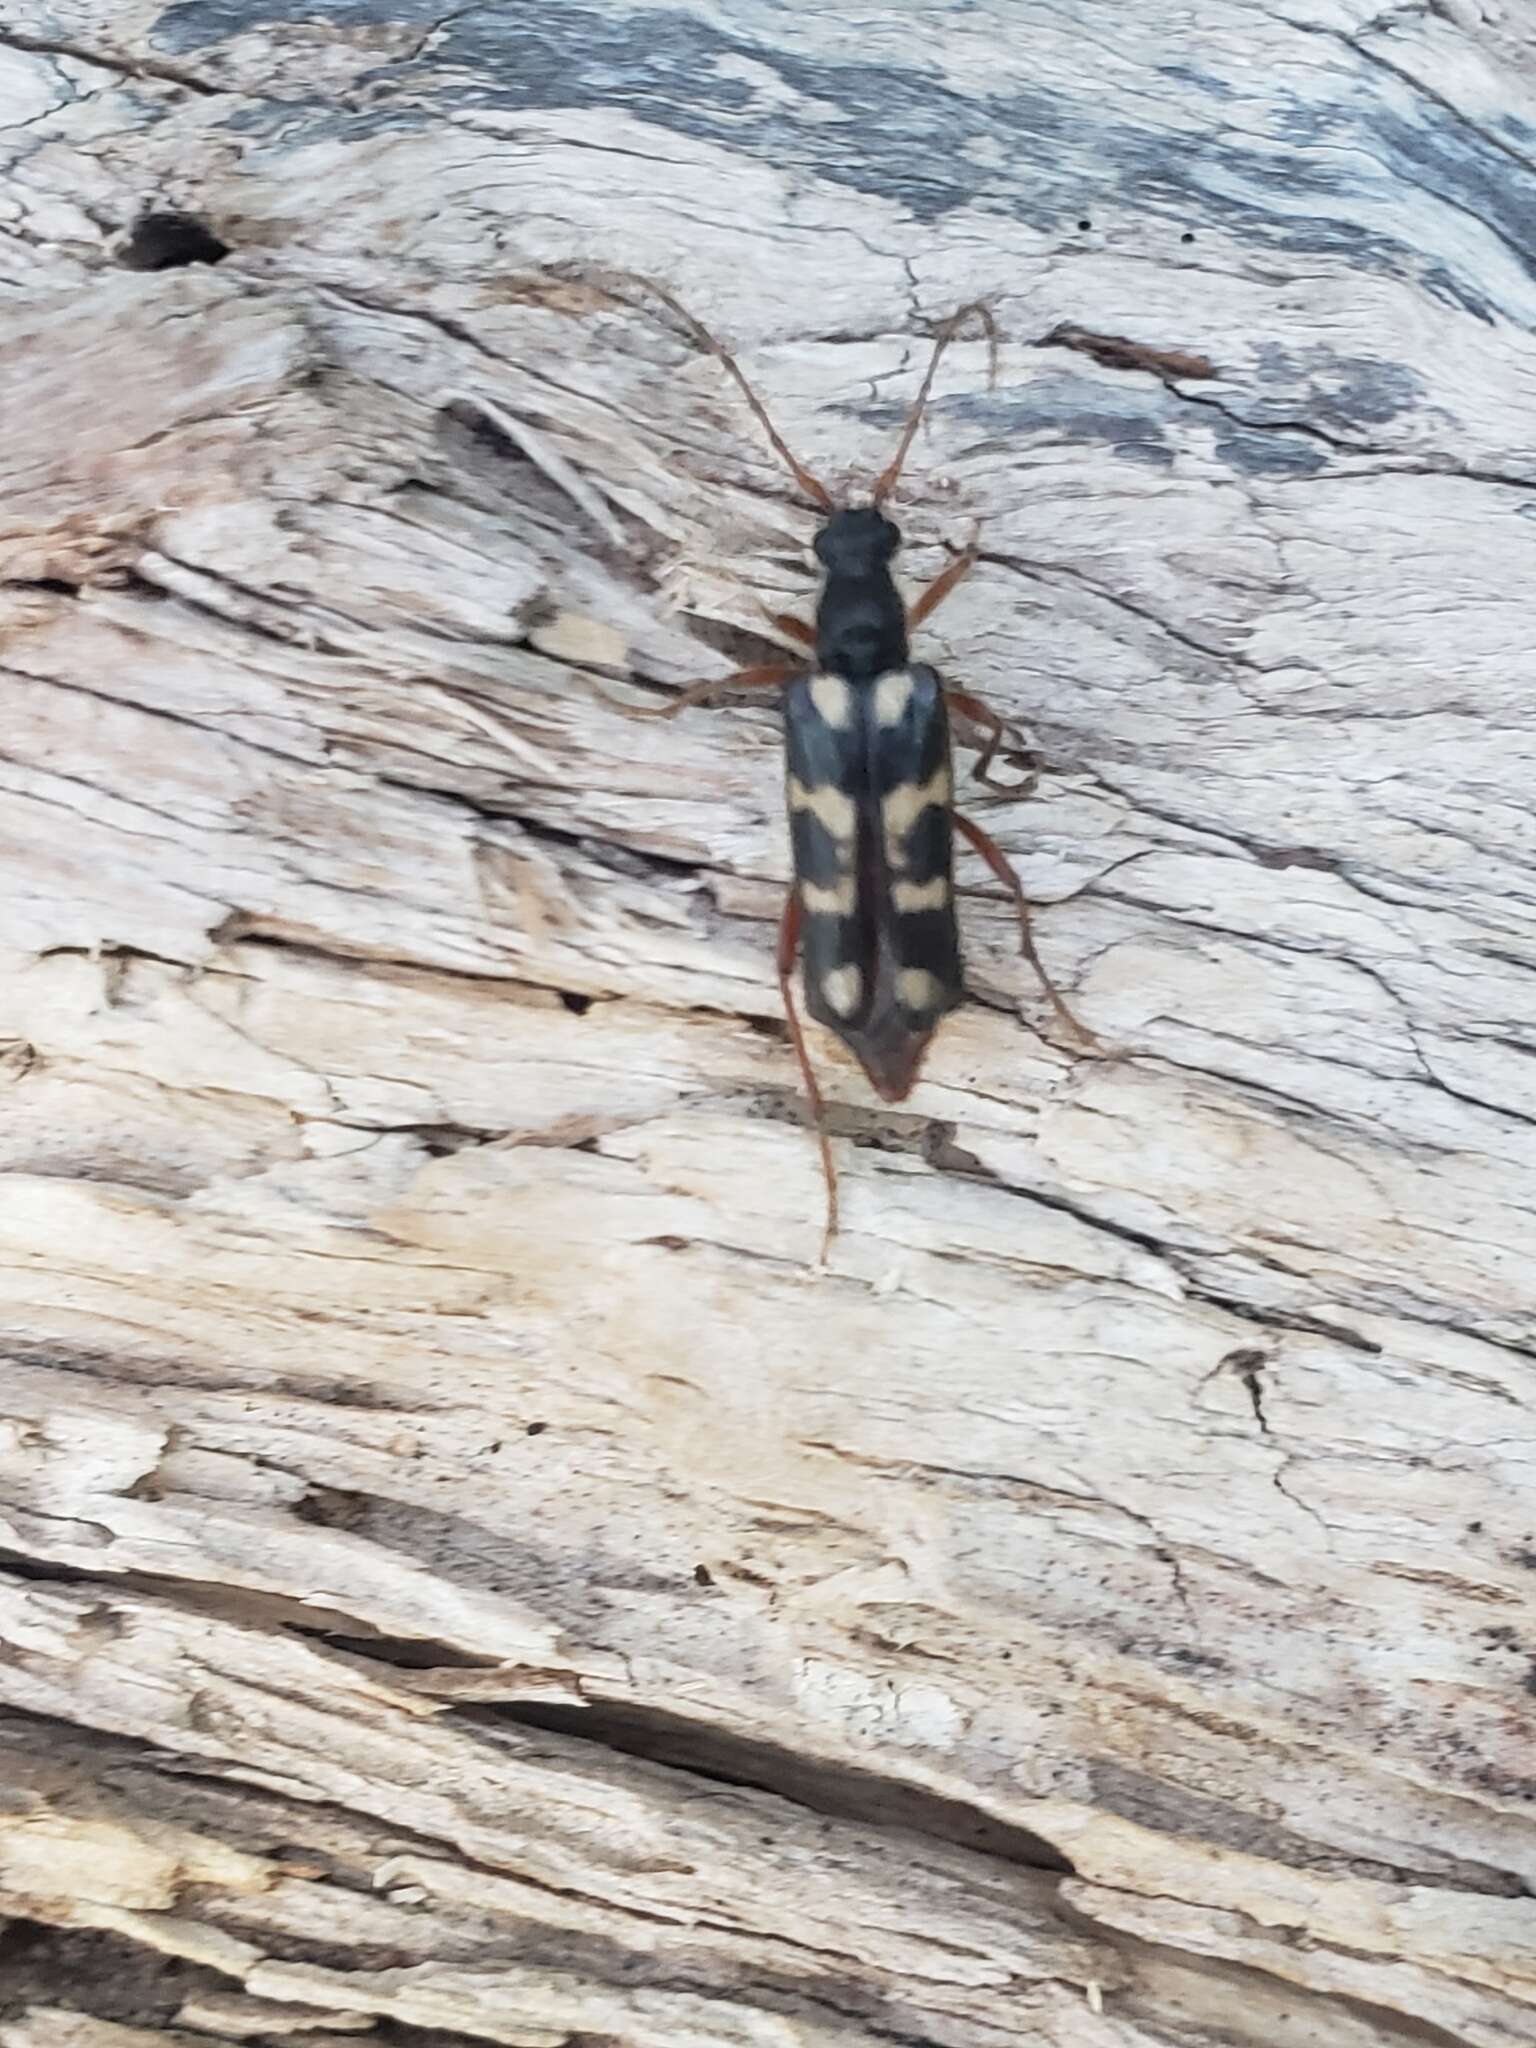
[{"x1": 603, "y1": 275, "x2": 1092, "y2": 1252}]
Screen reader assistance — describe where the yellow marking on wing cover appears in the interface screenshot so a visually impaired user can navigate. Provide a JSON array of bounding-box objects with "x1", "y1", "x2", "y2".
[
  {"x1": 874, "y1": 669, "x2": 914, "y2": 727},
  {"x1": 896, "y1": 968, "x2": 944, "y2": 1012},
  {"x1": 788, "y1": 776, "x2": 857, "y2": 840},
  {"x1": 882, "y1": 765, "x2": 952, "y2": 864},
  {"x1": 801, "y1": 878, "x2": 856, "y2": 915},
  {"x1": 893, "y1": 875, "x2": 950, "y2": 912},
  {"x1": 822, "y1": 964, "x2": 864, "y2": 1017},
  {"x1": 809, "y1": 673, "x2": 853, "y2": 728}
]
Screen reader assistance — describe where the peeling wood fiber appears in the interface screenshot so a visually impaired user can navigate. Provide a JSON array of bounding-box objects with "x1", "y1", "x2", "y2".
[{"x1": 2, "y1": 2, "x2": 1536, "y2": 2046}]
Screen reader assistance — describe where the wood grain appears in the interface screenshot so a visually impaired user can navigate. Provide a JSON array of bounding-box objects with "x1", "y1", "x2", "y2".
[{"x1": 2, "y1": 2, "x2": 1535, "y2": 2042}]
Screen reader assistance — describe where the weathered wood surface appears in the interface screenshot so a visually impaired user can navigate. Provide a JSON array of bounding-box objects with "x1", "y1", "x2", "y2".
[{"x1": 2, "y1": 2, "x2": 1536, "y2": 2043}]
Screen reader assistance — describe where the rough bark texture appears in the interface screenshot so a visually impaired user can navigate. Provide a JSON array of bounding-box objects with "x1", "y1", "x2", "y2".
[{"x1": 2, "y1": 2, "x2": 1535, "y2": 2044}]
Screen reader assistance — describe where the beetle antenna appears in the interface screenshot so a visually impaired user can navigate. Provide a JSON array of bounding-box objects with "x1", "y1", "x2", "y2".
[
  {"x1": 872, "y1": 301, "x2": 998, "y2": 508},
  {"x1": 596, "y1": 269, "x2": 835, "y2": 513}
]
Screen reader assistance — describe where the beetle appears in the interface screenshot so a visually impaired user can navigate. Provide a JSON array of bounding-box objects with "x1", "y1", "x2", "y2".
[{"x1": 603, "y1": 275, "x2": 1092, "y2": 1250}]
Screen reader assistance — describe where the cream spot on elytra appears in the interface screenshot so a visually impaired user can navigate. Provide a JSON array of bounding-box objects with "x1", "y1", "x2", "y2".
[{"x1": 822, "y1": 964, "x2": 864, "y2": 1017}]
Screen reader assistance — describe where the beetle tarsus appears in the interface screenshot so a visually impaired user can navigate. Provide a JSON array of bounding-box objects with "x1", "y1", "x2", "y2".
[
  {"x1": 631, "y1": 662, "x2": 797, "y2": 719},
  {"x1": 777, "y1": 887, "x2": 841, "y2": 1257},
  {"x1": 954, "y1": 808, "x2": 1098, "y2": 1047}
]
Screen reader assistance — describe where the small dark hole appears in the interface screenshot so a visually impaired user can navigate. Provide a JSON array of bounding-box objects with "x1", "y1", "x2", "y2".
[
  {"x1": 693, "y1": 1564, "x2": 713, "y2": 1586},
  {"x1": 559, "y1": 991, "x2": 593, "y2": 1015},
  {"x1": 1221, "y1": 1347, "x2": 1267, "y2": 1371},
  {"x1": 120, "y1": 210, "x2": 231, "y2": 271},
  {"x1": 19, "y1": 577, "x2": 80, "y2": 597},
  {"x1": 295, "y1": 1485, "x2": 368, "y2": 1531},
  {"x1": 526, "y1": 1421, "x2": 548, "y2": 1437},
  {"x1": 1468, "y1": 1520, "x2": 1484, "y2": 1534},
  {"x1": 443, "y1": 396, "x2": 532, "y2": 462},
  {"x1": 1077, "y1": 218, "x2": 1092, "y2": 231},
  {"x1": 1181, "y1": 231, "x2": 1195, "y2": 244}
]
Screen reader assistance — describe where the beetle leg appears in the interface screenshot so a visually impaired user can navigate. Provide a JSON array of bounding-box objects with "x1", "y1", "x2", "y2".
[
  {"x1": 631, "y1": 661, "x2": 798, "y2": 720},
  {"x1": 944, "y1": 686, "x2": 1039, "y2": 794},
  {"x1": 908, "y1": 543, "x2": 979, "y2": 629},
  {"x1": 777, "y1": 886, "x2": 840, "y2": 1259},
  {"x1": 952, "y1": 810, "x2": 1096, "y2": 1046},
  {"x1": 760, "y1": 607, "x2": 817, "y2": 652},
  {"x1": 911, "y1": 540, "x2": 1038, "y2": 791}
]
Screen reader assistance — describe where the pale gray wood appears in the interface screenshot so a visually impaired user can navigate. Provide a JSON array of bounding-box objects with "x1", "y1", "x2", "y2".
[{"x1": 2, "y1": 2, "x2": 1535, "y2": 2043}]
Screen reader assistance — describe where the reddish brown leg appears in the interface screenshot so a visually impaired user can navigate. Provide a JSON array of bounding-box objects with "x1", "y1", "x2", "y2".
[
  {"x1": 763, "y1": 608, "x2": 817, "y2": 652},
  {"x1": 945, "y1": 686, "x2": 1038, "y2": 793},
  {"x1": 953, "y1": 810, "x2": 1096, "y2": 1046},
  {"x1": 777, "y1": 887, "x2": 839, "y2": 1258},
  {"x1": 909, "y1": 539, "x2": 1036, "y2": 791},
  {"x1": 908, "y1": 544, "x2": 978, "y2": 630},
  {"x1": 632, "y1": 661, "x2": 797, "y2": 720}
]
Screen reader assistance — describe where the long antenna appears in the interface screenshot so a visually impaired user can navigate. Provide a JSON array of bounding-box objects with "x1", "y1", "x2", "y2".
[
  {"x1": 595, "y1": 269, "x2": 835, "y2": 513},
  {"x1": 871, "y1": 301, "x2": 998, "y2": 507}
]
